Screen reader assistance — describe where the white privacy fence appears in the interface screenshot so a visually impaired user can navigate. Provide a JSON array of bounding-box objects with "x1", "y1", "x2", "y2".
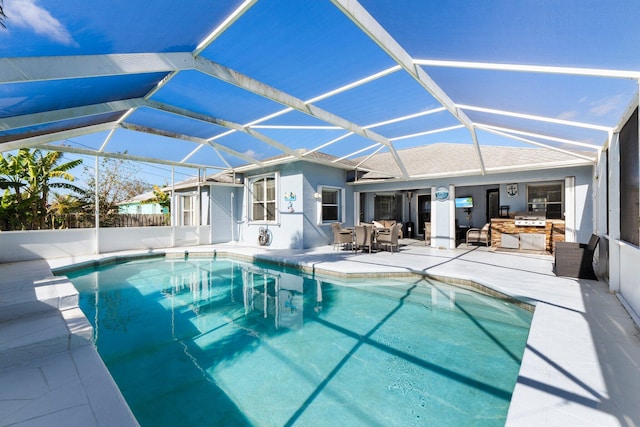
[{"x1": 0, "y1": 226, "x2": 211, "y2": 263}]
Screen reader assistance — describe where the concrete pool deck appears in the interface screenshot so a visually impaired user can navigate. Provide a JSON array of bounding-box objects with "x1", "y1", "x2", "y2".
[{"x1": 1, "y1": 241, "x2": 639, "y2": 426}]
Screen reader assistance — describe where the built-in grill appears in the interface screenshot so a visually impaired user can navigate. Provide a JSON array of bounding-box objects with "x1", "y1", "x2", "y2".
[{"x1": 514, "y1": 212, "x2": 546, "y2": 227}]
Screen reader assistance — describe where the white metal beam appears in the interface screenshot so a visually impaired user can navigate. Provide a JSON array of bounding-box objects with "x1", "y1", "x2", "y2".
[
  {"x1": 0, "y1": 53, "x2": 195, "y2": 84},
  {"x1": 144, "y1": 99, "x2": 302, "y2": 160},
  {"x1": 330, "y1": 0, "x2": 484, "y2": 174},
  {"x1": 119, "y1": 122, "x2": 264, "y2": 166},
  {"x1": 41, "y1": 143, "x2": 221, "y2": 171},
  {"x1": 193, "y1": 56, "x2": 411, "y2": 179},
  {"x1": 0, "y1": 122, "x2": 118, "y2": 152},
  {"x1": 305, "y1": 65, "x2": 401, "y2": 104},
  {"x1": 458, "y1": 104, "x2": 613, "y2": 132},
  {"x1": 333, "y1": 143, "x2": 381, "y2": 162},
  {"x1": 364, "y1": 107, "x2": 446, "y2": 129},
  {"x1": 389, "y1": 125, "x2": 465, "y2": 142},
  {"x1": 414, "y1": 59, "x2": 640, "y2": 80},
  {"x1": 475, "y1": 123, "x2": 601, "y2": 150},
  {"x1": 193, "y1": 0, "x2": 258, "y2": 57},
  {"x1": 303, "y1": 132, "x2": 353, "y2": 156},
  {"x1": 478, "y1": 126, "x2": 597, "y2": 162},
  {"x1": 0, "y1": 99, "x2": 144, "y2": 131},
  {"x1": 206, "y1": 65, "x2": 401, "y2": 157}
]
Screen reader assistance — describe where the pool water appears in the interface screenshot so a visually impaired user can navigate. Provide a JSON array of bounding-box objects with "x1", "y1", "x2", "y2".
[{"x1": 67, "y1": 257, "x2": 532, "y2": 427}]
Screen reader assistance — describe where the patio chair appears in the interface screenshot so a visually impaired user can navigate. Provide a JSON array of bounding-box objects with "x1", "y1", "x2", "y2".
[
  {"x1": 354, "y1": 224, "x2": 373, "y2": 253},
  {"x1": 331, "y1": 223, "x2": 353, "y2": 251},
  {"x1": 466, "y1": 223, "x2": 490, "y2": 247},
  {"x1": 554, "y1": 234, "x2": 599, "y2": 279},
  {"x1": 424, "y1": 222, "x2": 431, "y2": 245},
  {"x1": 376, "y1": 223, "x2": 402, "y2": 253}
]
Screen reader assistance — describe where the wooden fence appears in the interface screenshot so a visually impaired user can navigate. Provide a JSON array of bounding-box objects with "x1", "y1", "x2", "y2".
[{"x1": 50, "y1": 213, "x2": 169, "y2": 229}]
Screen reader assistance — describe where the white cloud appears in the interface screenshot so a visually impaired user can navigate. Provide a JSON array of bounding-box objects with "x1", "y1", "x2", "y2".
[
  {"x1": 7, "y1": 0, "x2": 76, "y2": 46},
  {"x1": 589, "y1": 93, "x2": 626, "y2": 117},
  {"x1": 244, "y1": 149, "x2": 257, "y2": 158},
  {"x1": 557, "y1": 110, "x2": 578, "y2": 121}
]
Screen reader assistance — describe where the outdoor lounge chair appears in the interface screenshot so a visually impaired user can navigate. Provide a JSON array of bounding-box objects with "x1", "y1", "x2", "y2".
[
  {"x1": 331, "y1": 223, "x2": 353, "y2": 251},
  {"x1": 466, "y1": 223, "x2": 490, "y2": 247},
  {"x1": 376, "y1": 223, "x2": 402, "y2": 252},
  {"x1": 554, "y1": 234, "x2": 599, "y2": 279},
  {"x1": 424, "y1": 222, "x2": 431, "y2": 245}
]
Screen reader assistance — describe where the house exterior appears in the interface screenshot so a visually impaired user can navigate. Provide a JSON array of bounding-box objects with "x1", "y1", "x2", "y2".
[
  {"x1": 176, "y1": 144, "x2": 596, "y2": 254},
  {"x1": 118, "y1": 192, "x2": 166, "y2": 215}
]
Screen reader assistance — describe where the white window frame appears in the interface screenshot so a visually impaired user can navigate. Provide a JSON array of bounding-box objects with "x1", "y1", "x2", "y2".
[
  {"x1": 317, "y1": 185, "x2": 345, "y2": 225},
  {"x1": 248, "y1": 172, "x2": 279, "y2": 224},
  {"x1": 526, "y1": 181, "x2": 564, "y2": 219},
  {"x1": 178, "y1": 192, "x2": 198, "y2": 226}
]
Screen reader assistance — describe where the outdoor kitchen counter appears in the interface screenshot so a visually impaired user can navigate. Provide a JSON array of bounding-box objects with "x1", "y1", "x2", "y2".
[{"x1": 491, "y1": 218, "x2": 565, "y2": 253}]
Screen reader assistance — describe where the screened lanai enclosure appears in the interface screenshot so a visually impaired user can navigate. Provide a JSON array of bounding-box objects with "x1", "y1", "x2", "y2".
[
  {"x1": 2, "y1": 0, "x2": 638, "y2": 171},
  {"x1": 1, "y1": 1, "x2": 639, "y2": 322}
]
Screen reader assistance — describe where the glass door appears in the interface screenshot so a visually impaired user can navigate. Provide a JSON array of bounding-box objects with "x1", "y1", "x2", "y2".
[{"x1": 417, "y1": 194, "x2": 431, "y2": 235}]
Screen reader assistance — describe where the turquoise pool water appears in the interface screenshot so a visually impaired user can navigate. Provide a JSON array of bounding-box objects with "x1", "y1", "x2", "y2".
[{"x1": 67, "y1": 257, "x2": 532, "y2": 426}]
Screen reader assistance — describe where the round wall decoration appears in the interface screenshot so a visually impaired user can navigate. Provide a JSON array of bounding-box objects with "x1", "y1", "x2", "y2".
[{"x1": 435, "y1": 186, "x2": 449, "y2": 201}]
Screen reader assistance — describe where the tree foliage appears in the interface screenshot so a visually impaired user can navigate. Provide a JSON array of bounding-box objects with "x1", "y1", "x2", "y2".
[
  {"x1": 79, "y1": 156, "x2": 151, "y2": 226},
  {"x1": 0, "y1": 149, "x2": 83, "y2": 230}
]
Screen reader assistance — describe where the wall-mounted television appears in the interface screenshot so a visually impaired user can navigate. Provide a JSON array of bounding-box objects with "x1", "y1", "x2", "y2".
[{"x1": 455, "y1": 196, "x2": 473, "y2": 209}]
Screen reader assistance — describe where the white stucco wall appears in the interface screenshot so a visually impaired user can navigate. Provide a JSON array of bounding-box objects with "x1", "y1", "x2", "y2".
[
  {"x1": 210, "y1": 185, "x2": 240, "y2": 244},
  {"x1": 0, "y1": 226, "x2": 212, "y2": 263},
  {"x1": 618, "y1": 241, "x2": 640, "y2": 324},
  {"x1": 0, "y1": 229, "x2": 94, "y2": 262}
]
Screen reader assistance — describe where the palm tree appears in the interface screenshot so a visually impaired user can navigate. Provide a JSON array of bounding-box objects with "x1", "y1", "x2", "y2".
[
  {"x1": 49, "y1": 192, "x2": 82, "y2": 229},
  {"x1": 0, "y1": 150, "x2": 32, "y2": 230},
  {"x1": 25, "y1": 149, "x2": 83, "y2": 228},
  {"x1": 0, "y1": 149, "x2": 83, "y2": 229},
  {"x1": 1, "y1": 0, "x2": 7, "y2": 29}
]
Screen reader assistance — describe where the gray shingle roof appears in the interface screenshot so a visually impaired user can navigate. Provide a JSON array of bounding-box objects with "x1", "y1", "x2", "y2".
[{"x1": 355, "y1": 143, "x2": 596, "y2": 180}]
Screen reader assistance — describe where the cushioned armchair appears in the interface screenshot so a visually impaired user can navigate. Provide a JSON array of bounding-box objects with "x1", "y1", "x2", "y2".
[
  {"x1": 372, "y1": 220, "x2": 403, "y2": 239},
  {"x1": 466, "y1": 223, "x2": 491, "y2": 247},
  {"x1": 354, "y1": 224, "x2": 373, "y2": 253},
  {"x1": 376, "y1": 223, "x2": 403, "y2": 252},
  {"x1": 331, "y1": 223, "x2": 353, "y2": 251},
  {"x1": 554, "y1": 234, "x2": 599, "y2": 279}
]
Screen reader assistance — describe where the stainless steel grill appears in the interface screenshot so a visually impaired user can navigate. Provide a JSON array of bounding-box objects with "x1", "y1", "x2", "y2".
[{"x1": 514, "y1": 212, "x2": 546, "y2": 227}]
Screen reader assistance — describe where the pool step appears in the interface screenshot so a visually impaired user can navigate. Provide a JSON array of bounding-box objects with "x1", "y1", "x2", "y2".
[{"x1": 0, "y1": 275, "x2": 93, "y2": 368}]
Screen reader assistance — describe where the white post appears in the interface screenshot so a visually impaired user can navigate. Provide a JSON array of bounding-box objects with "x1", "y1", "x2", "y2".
[
  {"x1": 171, "y1": 167, "x2": 176, "y2": 247},
  {"x1": 564, "y1": 176, "x2": 576, "y2": 242},
  {"x1": 449, "y1": 184, "x2": 456, "y2": 249},
  {"x1": 609, "y1": 132, "x2": 621, "y2": 292},
  {"x1": 230, "y1": 192, "x2": 235, "y2": 242},
  {"x1": 94, "y1": 156, "x2": 100, "y2": 254}
]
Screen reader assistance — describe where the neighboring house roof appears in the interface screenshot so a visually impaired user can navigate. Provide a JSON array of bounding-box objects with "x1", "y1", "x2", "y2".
[
  {"x1": 117, "y1": 171, "x2": 237, "y2": 205},
  {"x1": 353, "y1": 143, "x2": 596, "y2": 181},
  {"x1": 118, "y1": 192, "x2": 156, "y2": 205}
]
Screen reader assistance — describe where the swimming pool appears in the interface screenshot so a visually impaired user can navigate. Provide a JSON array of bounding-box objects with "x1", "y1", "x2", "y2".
[{"x1": 66, "y1": 256, "x2": 532, "y2": 426}]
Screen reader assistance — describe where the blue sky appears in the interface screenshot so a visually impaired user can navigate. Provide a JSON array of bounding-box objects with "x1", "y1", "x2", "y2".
[{"x1": 2, "y1": 0, "x2": 639, "y2": 185}]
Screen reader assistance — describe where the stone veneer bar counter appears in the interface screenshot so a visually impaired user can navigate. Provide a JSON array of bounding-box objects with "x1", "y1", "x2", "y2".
[{"x1": 491, "y1": 218, "x2": 565, "y2": 253}]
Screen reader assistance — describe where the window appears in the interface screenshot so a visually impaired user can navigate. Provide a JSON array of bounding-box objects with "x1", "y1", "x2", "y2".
[
  {"x1": 250, "y1": 175, "x2": 276, "y2": 222},
  {"x1": 180, "y1": 194, "x2": 196, "y2": 226},
  {"x1": 320, "y1": 187, "x2": 342, "y2": 223},
  {"x1": 374, "y1": 194, "x2": 399, "y2": 220},
  {"x1": 527, "y1": 183, "x2": 563, "y2": 219}
]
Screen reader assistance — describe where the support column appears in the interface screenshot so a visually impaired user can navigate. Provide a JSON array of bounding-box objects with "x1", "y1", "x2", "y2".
[
  {"x1": 94, "y1": 156, "x2": 100, "y2": 255},
  {"x1": 608, "y1": 133, "x2": 621, "y2": 292}
]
